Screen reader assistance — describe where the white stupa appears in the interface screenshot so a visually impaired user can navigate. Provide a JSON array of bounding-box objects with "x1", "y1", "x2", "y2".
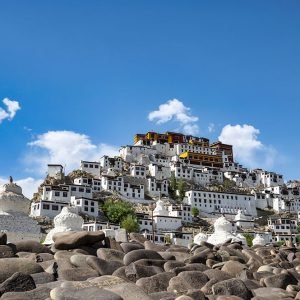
[
  {"x1": 194, "y1": 232, "x2": 208, "y2": 245},
  {"x1": 207, "y1": 216, "x2": 245, "y2": 245},
  {"x1": 0, "y1": 178, "x2": 41, "y2": 242},
  {"x1": 252, "y1": 234, "x2": 266, "y2": 246},
  {"x1": 153, "y1": 199, "x2": 168, "y2": 216},
  {"x1": 44, "y1": 206, "x2": 83, "y2": 244}
]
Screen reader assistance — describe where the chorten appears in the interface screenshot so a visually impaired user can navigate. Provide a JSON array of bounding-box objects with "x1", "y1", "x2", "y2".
[
  {"x1": 207, "y1": 216, "x2": 245, "y2": 245},
  {"x1": 0, "y1": 178, "x2": 41, "y2": 242},
  {"x1": 153, "y1": 199, "x2": 168, "y2": 216},
  {"x1": 44, "y1": 206, "x2": 84, "y2": 244}
]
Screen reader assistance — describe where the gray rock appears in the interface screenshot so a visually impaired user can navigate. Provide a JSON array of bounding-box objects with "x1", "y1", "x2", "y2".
[
  {"x1": 86, "y1": 256, "x2": 124, "y2": 275},
  {"x1": 164, "y1": 261, "x2": 186, "y2": 272},
  {"x1": 128, "y1": 263, "x2": 163, "y2": 280},
  {"x1": 204, "y1": 269, "x2": 233, "y2": 281},
  {"x1": 123, "y1": 249, "x2": 163, "y2": 265},
  {"x1": 186, "y1": 289, "x2": 206, "y2": 300},
  {"x1": 50, "y1": 286, "x2": 122, "y2": 300},
  {"x1": 252, "y1": 287, "x2": 295, "y2": 299},
  {"x1": 167, "y1": 276, "x2": 192, "y2": 295},
  {"x1": 14, "y1": 240, "x2": 52, "y2": 254},
  {"x1": 120, "y1": 242, "x2": 144, "y2": 253},
  {"x1": 149, "y1": 291, "x2": 176, "y2": 300},
  {"x1": 31, "y1": 272, "x2": 55, "y2": 284},
  {"x1": 0, "y1": 272, "x2": 36, "y2": 296},
  {"x1": 0, "y1": 246, "x2": 15, "y2": 258},
  {"x1": 58, "y1": 267, "x2": 98, "y2": 281},
  {"x1": 264, "y1": 272, "x2": 298, "y2": 289},
  {"x1": 0, "y1": 258, "x2": 44, "y2": 283},
  {"x1": 129, "y1": 232, "x2": 148, "y2": 244},
  {"x1": 53, "y1": 231, "x2": 105, "y2": 250},
  {"x1": 1, "y1": 286, "x2": 51, "y2": 300},
  {"x1": 212, "y1": 278, "x2": 252, "y2": 300},
  {"x1": 70, "y1": 254, "x2": 93, "y2": 268},
  {"x1": 201, "y1": 278, "x2": 218, "y2": 295},
  {"x1": 97, "y1": 248, "x2": 125, "y2": 263},
  {"x1": 136, "y1": 272, "x2": 175, "y2": 294},
  {"x1": 105, "y1": 282, "x2": 152, "y2": 300},
  {"x1": 177, "y1": 271, "x2": 209, "y2": 289},
  {"x1": 221, "y1": 261, "x2": 247, "y2": 276},
  {"x1": 144, "y1": 241, "x2": 168, "y2": 251}
]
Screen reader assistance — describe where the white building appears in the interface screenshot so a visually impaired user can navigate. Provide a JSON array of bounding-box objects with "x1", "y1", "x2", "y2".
[
  {"x1": 80, "y1": 161, "x2": 101, "y2": 178},
  {"x1": 130, "y1": 164, "x2": 147, "y2": 178},
  {"x1": 148, "y1": 163, "x2": 171, "y2": 180},
  {"x1": 184, "y1": 190, "x2": 257, "y2": 217},
  {"x1": 100, "y1": 156, "x2": 123, "y2": 171},
  {"x1": 146, "y1": 178, "x2": 168, "y2": 198},
  {"x1": 47, "y1": 164, "x2": 64, "y2": 179},
  {"x1": 268, "y1": 216, "x2": 298, "y2": 243},
  {"x1": 168, "y1": 204, "x2": 192, "y2": 223},
  {"x1": 70, "y1": 196, "x2": 98, "y2": 218}
]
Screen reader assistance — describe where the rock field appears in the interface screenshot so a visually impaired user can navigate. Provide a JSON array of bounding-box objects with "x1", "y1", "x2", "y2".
[{"x1": 0, "y1": 231, "x2": 299, "y2": 299}]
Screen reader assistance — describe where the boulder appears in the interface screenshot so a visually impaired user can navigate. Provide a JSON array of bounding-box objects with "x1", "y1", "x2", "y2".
[
  {"x1": 87, "y1": 256, "x2": 124, "y2": 275},
  {"x1": 123, "y1": 249, "x2": 163, "y2": 265},
  {"x1": 14, "y1": 241, "x2": 52, "y2": 254},
  {"x1": 97, "y1": 248, "x2": 125, "y2": 263}
]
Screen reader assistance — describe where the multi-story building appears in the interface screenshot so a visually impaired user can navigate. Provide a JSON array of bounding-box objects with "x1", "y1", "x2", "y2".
[
  {"x1": 268, "y1": 216, "x2": 298, "y2": 243},
  {"x1": 184, "y1": 190, "x2": 257, "y2": 217},
  {"x1": 80, "y1": 161, "x2": 101, "y2": 178}
]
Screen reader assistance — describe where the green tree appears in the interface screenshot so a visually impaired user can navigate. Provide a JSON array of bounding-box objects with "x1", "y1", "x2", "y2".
[
  {"x1": 177, "y1": 179, "x2": 186, "y2": 202},
  {"x1": 297, "y1": 225, "x2": 300, "y2": 233},
  {"x1": 243, "y1": 233, "x2": 254, "y2": 247},
  {"x1": 121, "y1": 215, "x2": 139, "y2": 233},
  {"x1": 168, "y1": 173, "x2": 177, "y2": 199},
  {"x1": 296, "y1": 235, "x2": 300, "y2": 244},
  {"x1": 191, "y1": 207, "x2": 199, "y2": 217},
  {"x1": 102, "y1": 199, "x2": 135, "y2": 224}
]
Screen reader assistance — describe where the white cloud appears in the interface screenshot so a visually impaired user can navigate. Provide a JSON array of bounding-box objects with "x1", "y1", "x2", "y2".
[
  {"x1": 26, "y1": 130, "x2": 119, "y2": 175},
  {"x1": 0, "y1": 176, "x2": 43, "y2": 199},
  {"x1": 219, "y1": 124, "x2": 276, "y2": 169},
  {"x1": 0, "y1": 98, "x2": 21, "y2": 123},
  {"x1": 148, "y1": 99, "x2": 199, "y2": 135},
  {"x1": 208, "y1": 123, "x2": 215, "y2": 133}
]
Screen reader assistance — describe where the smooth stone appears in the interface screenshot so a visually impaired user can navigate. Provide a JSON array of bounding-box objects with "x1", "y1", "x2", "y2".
[
  {"x1": 125, "y1": 263, "x2": 164, "y2": 280},
  {"x1": 201, "y1": 278, "x2": 219, "y2": 295},
  {"x1": 58, "y1": 267, "x2": 98, "y2": 281},
  {"x1": 60, "y1": 275, "x2": 126, "y2": 289},
  {"x1": 0, "y1": 258, "x2": 44, "y2": 283},
  {"x1": 158, "y1": 252, "x2": 176, "y2": 261},
  {"x1": 120, "y1": 242, "x2": 144, "y2": 253},
  {"x1": 53, "y1": 231, "x2": 105, "y2": 250},
  {"x1": 173, "y1": 264, "x2": 209, "y2": 275},
  {"x1": 186, "y1": 289, "x2": 206, "y2": 300},
  {"x1": 129, "y1": 233, "x2": 148, "y2": 244},
  {"x1": 70, "y1": 254, "x2": 94, "y2": 268},
  {"x1": 144, "y1": 241, "x2": 168, "y2": 251},
  {"x1": 14, "y1": 240, "x2": 52, "y2": 254},
  {"x1": 50, "y1": 286, "x2": 122, "y2": 300},
  {"x1": 177, "y1": 271, "x2": 209, "y2": 289},
  {"x1": 123, "y1": 249, "x2": 163, "y2": 265},
  {"x1": 164, "y1": 261, "x2": 186, "y2": 272},
  {"x1": 97, "y1": 248, "x2": 125, "y2": 263},
  {"x1": 133, "y1": 259, "x2": 166, "y2": 268},
  {"x1": 252, "y1": 287, "x2": 295, "y2": 299},
  {"x1": 264, "y1": 273, "x2": 298, "y2": 289},
  {"x1": 0, "y1": 286, "x2": 51, "y2": 300},
  {"x1": 86, "y1": 256, "x2": 124, "y2": 275},
  {"x1": 221, "y1": 261, "x2": 247, "y2": 276},
  {"x1": 31, "y1": 272, "x2": 56, "y2": 284},
  {"x1": 0, "y1": 246, "x2": 15, "y2": 258},
  {"x1": 112, "y1": 266, "x2": 132, "y2": 282},
  {"x1": 167, "y1": 252, "x2": 191, "y2": 262},
  {"x1": 149, "y1": 291, "x2": 176, "y2": 300},
  {"x1": 216, "y1": 296, "x2": 243, "y2": 300},
  {"x1": 204, "y1": 269, "x2": 233, "y2": 281},
  {"x1": 0, "y1": 272, "x2": 36, "y2": 296},
  {"x1": 167, "y1": 276, "x2": 192, "y2": 295},
  {"x1": 212, "y1": 278, "x2": 252, "y2": 300},
  {"x1": 105, "y1": 282, "x2": 152, "y2": 300},
  {"x1": 257, "y1": 265, "x2": 276, "y2": 273},
  {"x1": 175, "y1": 296, "x2": 193, "y2": 300},
  {"x1": 136, "y1": 272, "x2": 175, "y2": 294},
  {"x1": 36, "y1": 253, "x2": 54, "y2": 262}
]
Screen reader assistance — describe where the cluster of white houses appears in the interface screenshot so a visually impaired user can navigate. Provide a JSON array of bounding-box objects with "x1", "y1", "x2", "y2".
[{"x1": 29, "y1": 131, "x2": 300, "y2": 245}]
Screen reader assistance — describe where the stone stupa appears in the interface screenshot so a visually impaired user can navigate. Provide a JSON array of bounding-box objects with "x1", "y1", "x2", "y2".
[
  {"x1": 207, "y1": 216, "x2": 246, "y2": 245},
  {"x1": 44, "y1": 206, "x2": 84, "y2": 244},
  {"x1": 0, "y1": 177, "x2": 41, "y2": 242}
]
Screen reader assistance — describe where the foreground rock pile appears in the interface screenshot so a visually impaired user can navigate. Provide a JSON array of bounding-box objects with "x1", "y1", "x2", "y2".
[{"x1": 0, "y1": 231, "x2": 300, "y2": 299}]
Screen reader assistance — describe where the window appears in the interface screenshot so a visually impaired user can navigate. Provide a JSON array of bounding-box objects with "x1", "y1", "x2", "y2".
[
  {"x1": 91, "y1": 207, "x2": 95, "y2": 213},
  {"x1": 43, "y1": 204, "x2": 50, "y2": 210},
  {"x1": 85, "y1": 200, "x2": 89, "y2": 205},
  {"x1": 46, "y1": 187, "x2": 50, "y2": 191},
  {"x1": 84, "y1": 164, "x2": 88, "y2": 168},
  {"x1": 86, "y1": 188, "x2": 91, "y2": 193},
  {"x1": 91, "y1": 202, "x2": 94, "y2": 206},
  {"x1": 84, "y1": 206, "x2": 88, "y2": 212},
  {"x1": 71, "y1": 187, "x2": 76, "y2": 191},
  {"x1": 55, "y1": 191, "x2": 60, "y2": 197},
  {"x1": 95, "y1": 165, "x2": 99, "y2": 168},
  {"x1": 63, "y1": 192, "x2": 68, "y2": 197},
  {"x1": 79, "y1": 188, "x2": 84, "y2": 192},
  {"x1": 52, "y1": 205, "x2": 59, "y2": 211}
]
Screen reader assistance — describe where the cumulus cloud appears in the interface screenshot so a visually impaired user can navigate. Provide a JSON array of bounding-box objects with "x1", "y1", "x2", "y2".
[
  {"x1": 0, "y1": 98, "x2": 21, "y2": 123},
  {"x1": 26, "y1": 130, "x2": 119, "y2": 175},
  {"x1": 148, "y1": 99, "x2": 199, "y2": 135},
  {"x1": 208, "y1": 123, "x2": 215, "y2": 133},
  {"x1": 219, "y1": 124, "x2": 276, "y2": 169},
  {"x1": 0, "y1": 176, "x2": 43, "y2": 199}
]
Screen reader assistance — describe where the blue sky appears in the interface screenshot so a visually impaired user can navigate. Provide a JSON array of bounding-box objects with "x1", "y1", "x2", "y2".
[{"x1": 0, "y1": 1, "x2": 300, "y2": 197}]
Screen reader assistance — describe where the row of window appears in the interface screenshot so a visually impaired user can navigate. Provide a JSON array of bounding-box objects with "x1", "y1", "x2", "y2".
[{"x1": 83, "y1": 164, "x2": 99, "y2": 169}]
